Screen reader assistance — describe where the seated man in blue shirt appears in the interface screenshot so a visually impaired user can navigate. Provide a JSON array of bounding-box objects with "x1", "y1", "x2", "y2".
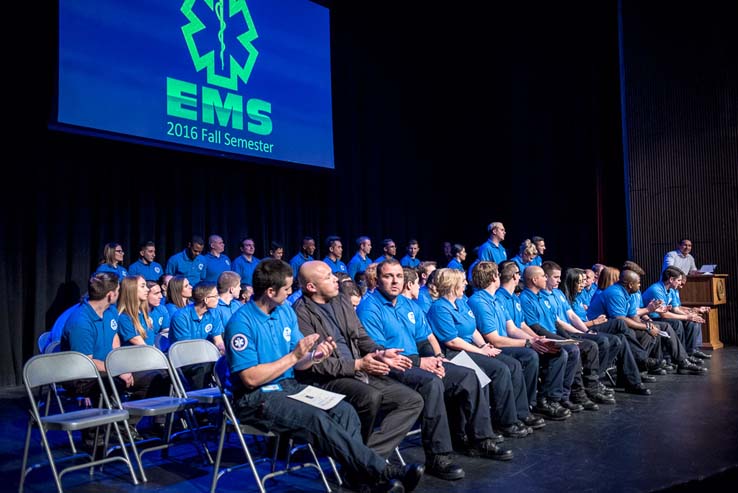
[
  {"x1": 358, "y1": 260, "x2": 514, "y2": 472},
  {"x1": 400, "y1": 239, "x2": 421, "y2": 268},
  {"x1": 165, "y1": 235, "x2": 207, "y2": 286},
  {"x1": 642, "y1": 266, "x2": 709, "y2": 360},
  {"x1": 323, "y1": 235, "x2": 348, "y2": 274},
  {"x1": 128, "y1": 240, "x2": 164, "y2": 282},
  {"x1": 224, "y1": 259, "x2": 424, "y2": 492}
]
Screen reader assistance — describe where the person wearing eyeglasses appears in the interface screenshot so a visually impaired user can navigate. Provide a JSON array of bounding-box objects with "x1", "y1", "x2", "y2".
[
  {"x1": 94, "y1": 241, "x2": 128, "y2": 280},
  {"x1": 374, "y1": 238, "x2": 397, "y2": 264}
]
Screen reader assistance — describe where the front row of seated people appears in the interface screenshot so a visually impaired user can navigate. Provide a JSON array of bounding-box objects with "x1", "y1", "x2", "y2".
[{"x1": 59, "y1": 255, "x2": 710, "y2": 490}]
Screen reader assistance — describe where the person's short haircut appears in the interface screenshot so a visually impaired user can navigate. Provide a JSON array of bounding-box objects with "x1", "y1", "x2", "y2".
[
  {"x1": 252, "y1": 259, "x2": 293, "y2": 298},
  {"x1": 679, "y1": 238, "x2": 691, "y2": 245},
  {"x1": 451, "y1": 243, "x2": 465, "y2": 256},
  {"x1": 139, "y1": 240, "x2": 155, "y2": 251},
  {"x1": 356, "y1": 236, "x2": 371, "y2": 247},
  {"x1": 531, "y1": 236, "x2": 544, "y2": 244},
  {"x1": 541, "y1": 260, "x2": 562, "y2": 276},
  {"x1": 88, "y1": 272, "x2": 120, "y2": 301},
  {"x1": 325, "y1": 235, "x2": 341, "y2": 249},
  {"x1": 498, "y1": 260, "x2": 518, "y2": 284},
  {"x1": 662, "y1": 266, "x2": 685, "y2": 283},
  {"x1": 377, "y1": 258, "x2": 402, "y2": 276},
  {"x1": 338, "y1": 279, "x2": 362, "y2": 298},
  {"x1": 382, "y1": 238, "x2": 395, "y2": 249},
  {"x1": 334, "y1": 272, "x2": 351, "y2": 283},
  {"x1": 190, "y1": 234, "x2": 205, "y2": 246},
  {"x1": 407, "y1": 239, "x2": 419, "y2": 247},
  {"x1": 217, "y1": 271, "x2": 241, "y2": 294},
  {"x1": 487, "y1": 221, "x2": 503, "y2": 233},
  {"x1": 417, "y1": 261, "x2": 437, "y2": 276},
  {"x1": 621, "y1": 260, "x2": 645, "y2": 277},
  {"x1": 191, "y1": 281, "x2": 217, "y2": 303},
  {"x1": 402, "y1": 267, "x2": 419, "y2": 287},
  {"x1": 471, "y1": 261, "x2": 498, "y2": 290}
]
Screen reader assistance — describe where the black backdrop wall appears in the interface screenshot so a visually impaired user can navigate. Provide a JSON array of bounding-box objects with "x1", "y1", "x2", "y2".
[{"x1": 2, "y1": 1, "x2": 733, "y2": 386}]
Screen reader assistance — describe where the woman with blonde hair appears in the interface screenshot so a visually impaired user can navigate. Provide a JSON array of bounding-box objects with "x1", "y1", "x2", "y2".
[
  {"x1": 427, "y1": 268, "x2": 533, "y2": 439},
  {"x1": 117, "y1": 275, "x2": 154, "y2": 346}
]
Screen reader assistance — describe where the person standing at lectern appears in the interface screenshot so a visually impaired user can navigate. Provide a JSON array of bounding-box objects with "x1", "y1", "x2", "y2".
[{"x1": 661, "y1": 238, "x2": 700, "y2": 275}]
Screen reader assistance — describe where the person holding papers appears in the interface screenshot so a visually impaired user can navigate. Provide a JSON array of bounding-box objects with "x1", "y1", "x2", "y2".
[
  {"x1": 292, "y1": 261, "x2": 424, "y2": 461},
  {"x1": 357, "y1": 259, "x2": 514, "y2": 478},
  {"x1": 224, "y1": 259, "x2": 425, "y2": 493},
  {"x1": 426, "y1": 268, "x2": 535, "y2": 438}
]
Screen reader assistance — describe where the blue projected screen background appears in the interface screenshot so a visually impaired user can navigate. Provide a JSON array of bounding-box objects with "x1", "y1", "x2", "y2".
[{"x1": 56, "y1": 0, "x2": 335, "y2": 169}]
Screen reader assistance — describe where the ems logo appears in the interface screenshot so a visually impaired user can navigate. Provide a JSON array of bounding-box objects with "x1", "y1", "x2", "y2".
[
  {"x1": 516, "y1": 302, "x2": 522, "y2": 312},
  {"x1": 155, "y1": 266, "x2": 161, "y2": 273},
  {"x1": 110, "y1": 319, "x2": 118, "y2": 331},
  {"x1": 544, "y1": 300, "x2": 551, "y2": 309},
  {"x1": 468, "y1": 309, "x2": 475, "y2": 318},
  {"x1": 226, "y1": 259, "x2": 231, "y2": 266},
  {"x1": 158, "y1": 316, "x2": 164, "y2": 326},
  {"x1": 407, "y1": 312, "x2": 416, "y2": 324},
  {"x1": 283, "y1": 327, "x2": 292, "y2": 342},
  {"x1": 205, "y1": 323, "x2": 213, "y2": 333},
  {"x1": 198, "y1": 263, "x2": 204, "y2": 271},
  {"x1": 231, "y1": 334, "x2": 247, "y2": 351}
]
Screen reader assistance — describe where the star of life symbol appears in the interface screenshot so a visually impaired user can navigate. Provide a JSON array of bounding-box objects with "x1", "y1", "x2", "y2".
[
  {"x1": 110, "y1": 319, "x2": 118, "y2": 331},
  {"x1": 180, "y1": 0, "x2": 259, "y2": 91},
  {"x1": 205, "y1": 323, "x2": 214, "y2": 333},
  {"x1": 231, "y1": 334, "x2": 247, "y2": 351},
  {"x1": 283, "y1": 327, "x2": 292, "y2": 342},
  {"x1": 407, "y1": 311, "x2": 416, "y2": 324}
]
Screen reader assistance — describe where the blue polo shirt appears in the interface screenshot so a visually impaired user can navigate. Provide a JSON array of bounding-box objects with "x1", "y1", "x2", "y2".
[
  {"x1": 427, "y1": 297, "x2": 477, "y2": 345},
  {"x1": 215, "y1": 298, "x2": 243, "y2": 327},
  {"x1": 128, "y1": 260, "x2": 164, "y2": 282},
  {"x1": 510, "y1": 255, "x2": 535, "y2": 277},
  {"x1": 468, "y1": 290, "x2": 510, "y2": 337},
  {"x1": 495, "y1": 287, "x2": 525, "y2": 327},
  {"x1": 323, "y1": 256, "x2": 348, "y2": 274},
  {"x1": 347, "y1": 253, "x2": 371, "y2": 281},
  {"x1": 670, "y1": 289, "x2": 682, "y2": 308},
  {"x1": 577, "y1": 284, "x2": 597, "y2": 307},
  {"x1": 478, "y1": 239, "x2": 507, "y2": 264},
  {"x1": 642, "y1": 282, "x2": 671, "y2": 319},
  {"x1": 356, "y1": 291, "x2": 424, "y2": 355},
  {"x1": 519, "y1": 288, "x2": 558, "y2": 332},
  {"x1": 588, "y1": 283, "x2": 630, "y2": 319},
  {"x1": 118, "y1": 312, "x2": 156, "y2": 346},
  {"x1": 550, "y1": 288, "x2": 572, "y2": 323},
  {"x1": 224, "y1": 301, "x2": 303, "y2": 383},
  {"x1": 95, "y1": 263, "x2": 128, "y2": 280},
  {"x1": 447, "y1": 258, "x2": 464, "y2": 272},
  {"x1": 416, "y1": 286, "x2": 433, "y2": 313},
  {"x1": 203, "y1": 253, "x2": 232, "y2": 282},
  {"x1": 531, "y1": 256, "x2": 542, "y2": 267},
  {"x1": 290, "y1": 254, "x2": 313, "y2": 280},
  {"x1": 150, "y1": 304, "x2": 170, "y2": 332},
  {"x1": 166, "y1": 250, "x2": 207, "y2": 286},
  {"x1": 232, "y1": 255, "x2": 260, "y2": 286},
  {"x1": 169, "y1": 305, "x2": 224, "y2": 344},
  {"x1": 627, "y1": 291, "x2": 643, "y2": 317},
  {"x1": 61, "y1": 301, "x2": 119, "y2": 361},
  {"x1": 400, "y1": 255, "x2": 420, "y2": 268}
]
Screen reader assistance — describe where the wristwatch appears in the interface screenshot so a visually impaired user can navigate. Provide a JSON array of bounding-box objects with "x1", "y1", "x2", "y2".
[{"x1": 524, "y1": 339, "x2": 532, "y2": 349}]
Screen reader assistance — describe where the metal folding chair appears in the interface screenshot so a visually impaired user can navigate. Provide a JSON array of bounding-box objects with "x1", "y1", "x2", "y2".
[
  {"x1": 19, "y1": 351, "x2": 140, "y2": 493},
  {"x1": 104, "y1": 344, "x2": 208, "y2": 481},
  {"x1": 209, "y1": 354, "x2": 337, "y2": 493}
]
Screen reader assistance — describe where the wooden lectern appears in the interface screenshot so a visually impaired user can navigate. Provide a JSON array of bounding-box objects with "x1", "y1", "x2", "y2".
[{"x1": 680, "y1": 274, "x2": 728, "y2": 350}]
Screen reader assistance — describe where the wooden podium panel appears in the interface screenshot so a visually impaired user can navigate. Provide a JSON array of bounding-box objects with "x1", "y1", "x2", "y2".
[{"x1": 681, "y1": 274, "x2": 727, "y2": 350}]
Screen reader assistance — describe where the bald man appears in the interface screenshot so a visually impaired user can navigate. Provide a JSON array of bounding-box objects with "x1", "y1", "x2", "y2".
[{"x1": 291, "y1": 261, "x2": 425, "y2": 462}]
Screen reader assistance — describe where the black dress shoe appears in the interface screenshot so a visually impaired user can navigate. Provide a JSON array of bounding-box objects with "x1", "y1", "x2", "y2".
[
  {"x1": 587, "y1": 390, "x2": 616, "y2": 405},
  {"x1": 533, "y1": 398, "x2": 571, "y2": 421},
  {"x1": 678, "y1": 361, "x2": 708, "y2": 375},
  {"x1": 645, "y1": 358, "x2": 667, "y2": 375},
  {"x1": 521, "y1": 414, "x2": 546, "y2": 430},
  {"x1": 426, "y1": 453, "x2": 465, "y2": 481},
  {"x1": 560, "y1": 399, "x2": 585, "y2": 413},
  {"x1": 498, "y1": 422, "x2": 531, "y2": 438},
  {"x1": 624, "y1": 383, "x2": 652, "y2": 395},
  {"x1": 687, "y1": 356, "x2": 704, "y2": 366},
  {"x1": 640, "y1": 374, "x2": 657, "y2": 383},
  {"x1": 383, "y1": 463, "x2": 424, "y2": 492},
  {"x1": 692, "y1": 350, "x2": 712, "y2": 359},
  {"x1": 598, "y1": 383, "x2": 615, "y2": 396},
  {"x1": 469, "y1": 438, "x2": 514, "y2": 461}
]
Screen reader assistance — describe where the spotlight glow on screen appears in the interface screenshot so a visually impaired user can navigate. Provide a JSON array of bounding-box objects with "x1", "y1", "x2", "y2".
[{"x1": 55, "y1": 0, "x2": 335, "y2": 169}]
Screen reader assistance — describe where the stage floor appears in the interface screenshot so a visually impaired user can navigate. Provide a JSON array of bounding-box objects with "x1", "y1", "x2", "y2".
[{"x1": 3, "y1": 347, "x2": 737, "y2": 493}]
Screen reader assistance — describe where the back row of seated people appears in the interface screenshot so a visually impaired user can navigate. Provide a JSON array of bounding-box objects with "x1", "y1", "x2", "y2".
[{"x1": 58, "y1": 237, "x2": 711, "y2": 490}]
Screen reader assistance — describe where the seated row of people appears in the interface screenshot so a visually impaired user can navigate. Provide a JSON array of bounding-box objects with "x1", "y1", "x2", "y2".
[{"x1": 58, "y1": 251, "x2": 711, "y2": 491}]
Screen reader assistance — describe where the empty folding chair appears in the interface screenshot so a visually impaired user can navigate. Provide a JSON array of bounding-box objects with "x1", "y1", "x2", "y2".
[
  {"x1": 104, "y1": 344, "x2": 208, "y2": 482},
  {"x1": 19, "y1": 351, "x2": 140, "y2": 493},
  {"x1": 209, "y1": 355, "x2": 336, "y2": 493}
]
